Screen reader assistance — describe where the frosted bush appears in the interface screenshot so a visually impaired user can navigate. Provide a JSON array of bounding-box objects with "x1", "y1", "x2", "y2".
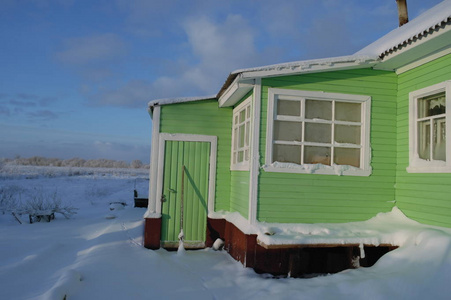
[{"x1": 1, "y1": 186, "x2": 78, "y2": 223}]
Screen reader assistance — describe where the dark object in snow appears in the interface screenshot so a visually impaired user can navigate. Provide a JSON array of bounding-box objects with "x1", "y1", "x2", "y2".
[
  {"x1": 133, "y1": 189, "x2": 148, "y2": 208},
  {"x1": 29, "y1": 212, "x2": 55, "y2": 224}
]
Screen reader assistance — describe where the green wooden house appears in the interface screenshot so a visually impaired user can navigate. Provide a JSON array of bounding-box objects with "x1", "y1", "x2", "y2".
[{"x1": 144, "y1": 2, "x2": 451, "y2": 275}]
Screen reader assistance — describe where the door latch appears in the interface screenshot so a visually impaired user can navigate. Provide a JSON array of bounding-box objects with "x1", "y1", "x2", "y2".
[{"x1": 161, "y1": 194, "x2": 167, "y2": 202}]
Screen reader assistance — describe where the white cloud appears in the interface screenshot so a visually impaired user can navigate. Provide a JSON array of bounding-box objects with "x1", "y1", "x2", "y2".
[
  {"x1": 184, "y1": 14, "x2": 259, "y2": 71},
  {"x1": 56, "y1": 33, "x2": 126, "y2": 65},
  {"x1": 91, "y1": 14, "x2": 268, "y2": 106}
]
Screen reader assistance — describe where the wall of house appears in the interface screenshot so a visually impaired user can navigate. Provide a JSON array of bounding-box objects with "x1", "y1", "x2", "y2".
[
  {"x1": 258, "y1": 68, "x2": 398, "y2": 223},
  {"x1": 159, "y1": 100, "x2": 232, "y2": 212},
  {"x1": 395, "y1": 53, "x2": 451, "y2": 227},
  {"x1": 230, "y1": 171, "x2": 249, "y2": 218}
]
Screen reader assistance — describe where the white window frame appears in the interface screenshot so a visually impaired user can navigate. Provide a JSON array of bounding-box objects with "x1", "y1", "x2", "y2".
[
  {"x1": 231, "y1": 96, "x2": 252, "y2": 170},
  {"x1": 264, "y1": 88, "x2": 371, "y2": 176},
  {"x1": 407, "y1": 81, "x2": 451, "y2": 173}
]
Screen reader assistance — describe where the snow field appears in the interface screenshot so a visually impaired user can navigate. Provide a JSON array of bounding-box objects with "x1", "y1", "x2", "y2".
[{"x1": 0, "y1": 165, "x2": 451, "y2": 299}]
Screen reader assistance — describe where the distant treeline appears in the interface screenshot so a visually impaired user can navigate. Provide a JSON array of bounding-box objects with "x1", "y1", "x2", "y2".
[{"x1": 1, "y1": 156, "x2": 149, "y2": 169}]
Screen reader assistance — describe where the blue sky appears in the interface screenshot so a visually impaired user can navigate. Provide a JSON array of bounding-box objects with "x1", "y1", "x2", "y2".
[{"x1": 0, "y1": 0, "x2": 444, "y2": 163}]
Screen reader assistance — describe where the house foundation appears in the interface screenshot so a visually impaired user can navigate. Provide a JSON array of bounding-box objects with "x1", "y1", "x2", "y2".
[{"x1": 145, "y1": 217, "x2": 398, "y2": 277}]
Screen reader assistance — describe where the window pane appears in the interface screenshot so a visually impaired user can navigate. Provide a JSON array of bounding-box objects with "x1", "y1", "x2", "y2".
[
  {"x1": 238, "y1": 151, "x2": 244, "y2": 163},
  {"x1": 418, "y1": 92, "x2": 446, "y2": 118},
  {"x1": 245, "y1": 121, "x2": 250, "y2": 146},
  {"x1": 273, "y1": 144, "x2": 301, "y2": 164},
  {"x1": 335, "y1": 102, "x2": 361, "y2": 122},
  {"x1": 334, "y1": 148, "x2": 360, "y2": 167},
  {"x1": 239, "y1": 109, "x2": 246, "y2": 122},
  {"x1": 433, "y1": 117, "x2": 446, "y2": 161},
  {"x1": 304, "y1": 146, "x2": 331, "y2": 165},
  {"x1": 274, "y1": 121, "x2": 302, "y2": 141},
  {"x1": 239, "y1": 124, "x2": 245, "y2": 147},
  {"x1": 305, "y1": 100, "x2": 332, "y2": 120},
  {"x1": 335, "y1": 125, "x2": 361, "y2": 145},
  {"x1": 305, "y1": 123, "x2": 331, "y2": 143},
  {"x1": 233, "y1": 128, "x2": 238, "y2": 150},
  {"x1": 418, "y1": 120, "x2": 430, "y2": 160},
  {"x1": 277, "y1": 99, "x2": 300, "y2": 116}
]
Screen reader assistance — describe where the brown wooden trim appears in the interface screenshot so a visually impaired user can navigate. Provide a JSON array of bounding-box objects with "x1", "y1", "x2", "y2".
[{"x1": 144, "y1": 217, "x2": 162, "y2": 250}]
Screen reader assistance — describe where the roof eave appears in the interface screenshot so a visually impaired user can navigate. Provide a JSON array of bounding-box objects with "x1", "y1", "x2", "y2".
[
  {"x1": 217, "y1": 56, "x2": 379, "y2": 105},
  {"x1": 373, "y1": 18, "x2": 451, "y2": 71}
]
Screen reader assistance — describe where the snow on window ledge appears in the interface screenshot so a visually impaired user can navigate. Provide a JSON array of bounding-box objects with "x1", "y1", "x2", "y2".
[
  {"x1": 407, "y1": 156, "x2": 451, "y2": 173},
  {"x1": 262, "y1": 161, "x2": 372, "y2": 176}
]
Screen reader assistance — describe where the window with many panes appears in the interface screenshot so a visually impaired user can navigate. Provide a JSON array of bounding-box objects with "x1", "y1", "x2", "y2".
[
  {"x1": 408, "y1": 81, "x2": 451, "y2": 173},
  {"x1": 265, "y1": 89, "x2": 371, "y2": 176},
  {"x1": 231, "y1": 97, "x2": 252, "y2": 170}
]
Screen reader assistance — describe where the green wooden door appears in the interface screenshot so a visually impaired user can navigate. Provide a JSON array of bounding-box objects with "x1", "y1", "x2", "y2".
[{"x1": 161, "y1": 140, "x2": 210, "y2": 248}]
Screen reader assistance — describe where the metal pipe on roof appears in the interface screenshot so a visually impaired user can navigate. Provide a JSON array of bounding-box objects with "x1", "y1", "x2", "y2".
[{"x1": 396, "y1": 0, "x2": 409, "y2": 27}]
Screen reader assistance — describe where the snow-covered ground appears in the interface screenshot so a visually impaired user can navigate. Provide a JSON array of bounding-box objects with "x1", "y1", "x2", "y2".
[{"x1": 1, "y1": 165, "x2": 451, "y2": 300}]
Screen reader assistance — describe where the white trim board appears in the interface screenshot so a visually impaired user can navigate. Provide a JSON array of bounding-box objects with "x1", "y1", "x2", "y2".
[
  {"x1": 395, "y1": 46, "x2": 451, "y2": 74},
  {"x1": 248, "y1": 79, "x2": 261, "y2": 224},
  {"x1": 147, "y1": 106, "x2": 161, "y2": 214},
  {"x1": 155, "y1": 133, "x2": 218, "y2": 215}
]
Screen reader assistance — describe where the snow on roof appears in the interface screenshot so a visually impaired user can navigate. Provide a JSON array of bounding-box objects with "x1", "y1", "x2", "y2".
[
  {"x1": 355, "y1": 0, "x2": 451, "y2": 57},
  {"x1": 217, "y1": 54, "x2": 379, "y2": 99},
  {"x1": 231, "y1": 54, "x2": 378, "y2": 75},
  {"x1": 148, "y1": 94, "x2": 216, "y2": 108}
]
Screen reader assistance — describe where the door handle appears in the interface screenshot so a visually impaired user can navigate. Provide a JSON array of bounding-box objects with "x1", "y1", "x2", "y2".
[{"x1": 161, "y1": 194, "x2": 167, "y2": 202}]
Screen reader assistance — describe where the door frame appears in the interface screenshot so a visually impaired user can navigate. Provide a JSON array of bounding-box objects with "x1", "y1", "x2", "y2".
[{"x1": 155, "y1": 133, "x2": 217, "y2": 215}]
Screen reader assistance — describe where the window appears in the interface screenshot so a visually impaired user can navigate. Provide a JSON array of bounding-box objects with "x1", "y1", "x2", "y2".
[
  {"x1": 408, "y1": 81, "x2": 451, "y2": 173},
  {"x1": 231, "y1": 97, "x2": 252, "y2": 170},
  {"x1": 265, "y1": 89, "x2": 371, "y2": 176}
]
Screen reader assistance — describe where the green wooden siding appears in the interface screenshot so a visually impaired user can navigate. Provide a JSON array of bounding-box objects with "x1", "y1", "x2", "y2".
[
  {"x1": 159, "y1": 100, "x2": 232, "y2": 211},
  {"x1": 258, "y1": 68, "x2": 398, "y2": 223},
  {"x1": 230, "y1": 171, "x2": 249, "y2": 218},
  {"x1": 395, "y1": 53, "x2": 451, "y2": 227}
]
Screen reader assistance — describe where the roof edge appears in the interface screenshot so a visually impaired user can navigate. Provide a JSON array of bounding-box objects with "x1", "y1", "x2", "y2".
[
  {"x1": 147, "y1": 95, "x2": 216, "y2": 109},
  {"x1": 217, "y1": 55, "x2": 379, "y2": 99}
]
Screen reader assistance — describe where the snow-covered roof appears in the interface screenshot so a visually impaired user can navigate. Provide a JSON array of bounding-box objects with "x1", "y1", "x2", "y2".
[
  {"x1": 355, "y1": 0, "x2": 451, "y2": 57},
  {"x1": 148, "y1": 95, "x2": 216, "y2": 109},
  {"x1": 231, "y1": 54, "x2": 378, "y2": 76},
  {"x1": 217, "y1": 55, "x2": 379, "y2": 100}
]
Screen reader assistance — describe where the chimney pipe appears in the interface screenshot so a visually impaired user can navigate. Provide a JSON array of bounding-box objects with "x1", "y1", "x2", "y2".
[{"x1": 396, "y1": 0, "x2": 409, "y2": 27}]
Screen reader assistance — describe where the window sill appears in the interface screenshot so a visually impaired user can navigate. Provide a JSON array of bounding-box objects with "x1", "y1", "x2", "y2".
[
  {"x1": 231, "y1": 163, "x2": 250, "y2": 171},
  {"x1": 262, "y1": 162, "x2": 371, "y2": 176},
  {"x1": 407, "y1": 157, "x2": 451, "y2": 173},
  {"x1": 406, "y1": 165, "x2": 451, "y2": 173}
]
